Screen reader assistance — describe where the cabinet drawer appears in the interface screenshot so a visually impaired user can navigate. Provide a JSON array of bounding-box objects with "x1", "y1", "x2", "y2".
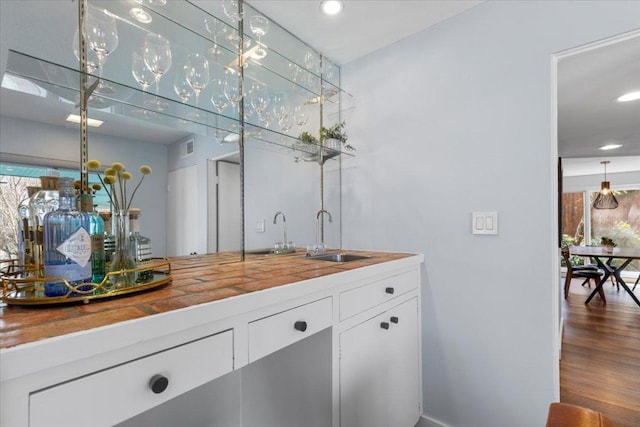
[
  {"x1": 248, "y1": 297, "x2": 332, "y2": 363},
  {"x1": 29, "y1": 330, "x2": 233, "y2": 427},
  {"x1": 340, "y1": 269, "x2": 418, "y2": 320}
]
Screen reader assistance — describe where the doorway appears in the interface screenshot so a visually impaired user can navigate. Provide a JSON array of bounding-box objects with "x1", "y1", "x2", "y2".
[{"x1": 207, "y1": 152, "x2": 240, "y2": 253}]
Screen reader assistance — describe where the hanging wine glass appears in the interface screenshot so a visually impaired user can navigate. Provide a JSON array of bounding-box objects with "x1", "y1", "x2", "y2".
[
  {"x1": 293, "y1": 105, "x2": 308, "y2": 129},
  {"x1": 249, "y1": 81, "x2": 269, "y2": 117},
  {"x1": 210, "y1": 78, "x2": 229, "y2": 113},
  {"x1": 249, "y1": 15, "x2": 269, "y2": 60},
  {"x1": 222, "y1": 0, "x2": 243, "y2": 45},
  {"x1": 272, "y1": 93, "x2": 290, "y2": 120},
  {"x1": 223, "y1": 72, "x2": 243, "y2": 107},
  {"x1": 304, "y1": 51, "x2": 316, "y2": 73},
  {"x1": 143, "y1": 33, "x2": 172, "y2": 111},
  {"x1": 72, "y1": 28, "x2": 99, "y2": 74},
  {"x1": 278, "y1": 115, "x2": 293, "y2": 133},
  {"x1": 81, "y1": 5, "x2": 119, "y2": 94},
  {"x1": 132, "y1": 47, "x2": 156, "y2": 117},
  {"x1": 174, "y1": 65, "x2": 194, "y2": 103},
  {"x1": 204, "y1": 18, "x2": 226, "y2": 58},
  {"x1": 222, "y1": 0, "x2": 243, "y2": 22},
  {"x1": 259, "y1": 108, "x2": 273, "y2": 129},
  {"x1": 185, "y1": 53, "x2": 209, "y2": 110}
]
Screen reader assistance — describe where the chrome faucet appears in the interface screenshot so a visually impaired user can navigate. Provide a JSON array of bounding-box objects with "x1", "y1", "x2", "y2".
[
  {"x1": 308, "y1": 209, "x2": 332, "y2": 256},
  {"x1": 273, "y1": 211, "x2": 287, "y2": 248},
  {"x1": 316, "y1": 209, "x2": 333, "y2": 222}
]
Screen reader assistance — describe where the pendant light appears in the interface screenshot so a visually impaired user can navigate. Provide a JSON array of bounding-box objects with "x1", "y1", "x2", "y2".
[{"x1": 593, "y1": 160, "x2": 618, "y2": 209}]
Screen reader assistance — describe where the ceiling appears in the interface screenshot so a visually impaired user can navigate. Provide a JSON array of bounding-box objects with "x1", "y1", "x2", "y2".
[{"x1": 0, "y1": 1, "x2": 639, "y2": 176}]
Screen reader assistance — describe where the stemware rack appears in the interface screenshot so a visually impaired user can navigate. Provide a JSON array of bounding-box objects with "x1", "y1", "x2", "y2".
[
  {"x1": 1, "y1": 258, "x2": 171, "y2": 306},
  {"x1": 3, "y1": 0, "x2": 352, "y2": 161}
]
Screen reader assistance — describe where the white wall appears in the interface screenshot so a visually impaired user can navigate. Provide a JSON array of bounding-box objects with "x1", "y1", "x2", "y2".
[
  {"x1": 244, "y1": 144, "x2": 341, "y2": 251},
  {"x1": 0, "y1": 115, "x2": 169, "y2": 256},
  {"x1": 167, "y1": 133, "x2": 237, "y2": 254},
  {"x1": 341, "y1": 1, "x2": 640, "y2": 426}
]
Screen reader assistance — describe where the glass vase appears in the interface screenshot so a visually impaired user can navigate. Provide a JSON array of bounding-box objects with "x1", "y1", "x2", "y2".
[{"x1": 107, "y1": 210, "x2": 137, "y2": 289}]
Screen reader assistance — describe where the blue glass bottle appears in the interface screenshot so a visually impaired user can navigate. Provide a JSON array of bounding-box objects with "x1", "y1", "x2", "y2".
[
  {"x1": 43, "y1": 177, "x2": 92, "y2": 297},
  {"x1": 80, "y1": 194, "x2": 105, "y2": 284}
]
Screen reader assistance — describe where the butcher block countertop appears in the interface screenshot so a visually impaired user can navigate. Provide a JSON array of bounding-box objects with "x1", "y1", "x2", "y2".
[{"x1": 0, "y1": 250, "x2": 414, "y2": 350}]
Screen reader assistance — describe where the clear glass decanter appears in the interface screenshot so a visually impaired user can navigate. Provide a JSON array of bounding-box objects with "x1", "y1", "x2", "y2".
[
  {"x1": 98, "y1": 210, "x2": 115, "y2": 269},
  {"x1": 29, "y1": 176, "x2": 60, "y2": 277},
  {"x1": 128, "y1": 208, "x2": 153, "y2": 282},
  {"x1": 17, "y1": 186, "x2": 40, "y2": 268}
]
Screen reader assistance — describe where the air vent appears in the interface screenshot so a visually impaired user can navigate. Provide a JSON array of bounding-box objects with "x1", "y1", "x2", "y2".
[{"x1": 180, "y1": 139, "x2": 194, "y2": 158}]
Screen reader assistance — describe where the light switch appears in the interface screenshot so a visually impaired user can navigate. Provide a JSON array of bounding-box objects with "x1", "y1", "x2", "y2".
[
  {"x1": 472, "y1": 211, "x2": 498, "y2": 235},
  {"x1": 256, "y1": 219, "x2": 265, "y2": 233}
]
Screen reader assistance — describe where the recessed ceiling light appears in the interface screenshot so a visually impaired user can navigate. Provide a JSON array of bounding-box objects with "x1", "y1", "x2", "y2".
[
  {"x1": 320, "y1": 0, "x2": 344, "y2": 16},
  {"x1": 599, "y1": 143, "x2": 623, "y2": 151},
  {"x1": 66, "y1": 114, "x2": 103, "y2": 127},
  {"x1": 616, "y1": 90, "x2": 640, "y2": 102},
  {"x1": 129, "y1": 7, "x2": 152, "y2": 24}
]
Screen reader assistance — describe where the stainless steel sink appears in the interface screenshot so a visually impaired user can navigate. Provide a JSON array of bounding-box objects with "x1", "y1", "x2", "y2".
[
  {"x1": 245, "y1": 248, "x2": 296, "y2": 256},
  {"x1": 245, "y1": 248, "x2": 275, "y2": 255},
  {"x1": 307, "y1": 253, "x2": 371, "y2": 262}
]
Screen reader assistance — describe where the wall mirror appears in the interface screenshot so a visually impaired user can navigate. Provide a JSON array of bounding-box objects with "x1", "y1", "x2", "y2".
[{"x1": 0, "y1": 0, "x2": 350, "y2": 263}]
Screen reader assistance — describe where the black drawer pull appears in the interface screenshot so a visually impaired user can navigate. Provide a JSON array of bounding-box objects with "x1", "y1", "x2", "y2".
[
  {"x1": 149, "y1": 374, "x2": 169, "y2": 394},
  {"x1": 294, "y1": 321, "x2": 308, "y2": 332},
  {"x1": 380, "y1": 322, "x2": 390, "y2": 330},
  {"x1": 390, "y1": 316, "x2": 399, "y2": 324},
  {"x1": 385, "y1": 287, "x2": 395, "y2": 294}
]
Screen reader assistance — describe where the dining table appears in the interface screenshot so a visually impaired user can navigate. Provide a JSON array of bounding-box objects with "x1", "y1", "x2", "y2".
[{"x1": 569, "y1": 245, "x2": 640, "y2": 308}]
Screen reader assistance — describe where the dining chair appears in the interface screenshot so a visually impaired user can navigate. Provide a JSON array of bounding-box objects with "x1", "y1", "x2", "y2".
[{"x1": 561, "y1": 247, "x2": 604, "y2": 299}]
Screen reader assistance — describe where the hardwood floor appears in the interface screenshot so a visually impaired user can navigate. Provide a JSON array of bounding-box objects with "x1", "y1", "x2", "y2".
[{"x1": 560, "y1": 277, "x2": 640, "y2": 427}]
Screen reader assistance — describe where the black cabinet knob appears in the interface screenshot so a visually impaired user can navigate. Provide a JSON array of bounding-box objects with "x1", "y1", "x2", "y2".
[
  {"x1": 294, "y1": 321, "x2": 308, "y2": 332},
  {"x1": 385, "y1": 287, "x2": 395, "y2": 294},
  {"x1": 149, "y1": 374, "x2": 169, "y2": 394},
  {"x1": 390, "y1": 316, "x2": 399, "y2": 324},
  {"x1": 380, "y1": 322, "x2": 390, "y2": 330}
]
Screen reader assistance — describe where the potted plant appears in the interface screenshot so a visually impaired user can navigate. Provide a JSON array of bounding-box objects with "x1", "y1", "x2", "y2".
[
  {"x1": 319, "y1": 121, "x2": 354, "y2": 152},
  {"x1": 600, "y1": 237, "x2": 616, "y2": 253}
]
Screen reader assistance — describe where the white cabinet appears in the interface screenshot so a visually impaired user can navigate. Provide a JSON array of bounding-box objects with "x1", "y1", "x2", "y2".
[
  {"x1": 29, "y1": 330, "x2": 233, "y2": 427},
  {"x1": 339, "y1": 289, "x2": 421, "y2": 427},
  {"x1": 1, "y1": 256, "x2": 423, "y2": 427}
]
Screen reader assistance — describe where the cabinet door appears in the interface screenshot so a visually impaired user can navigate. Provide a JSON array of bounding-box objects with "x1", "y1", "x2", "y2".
[
  {"x1": 340, "y1": 310, "x2": 389, "y2": 427},
  {"x1": 385, "y1": 298, "x2": 421, "y2": 427},
  {"x1": 339, "y1": 298, "x2": 420, "y2": 427}
]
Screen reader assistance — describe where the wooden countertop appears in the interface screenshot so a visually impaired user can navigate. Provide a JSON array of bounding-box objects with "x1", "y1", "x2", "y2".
[{"x1": 0, "y1": 250, "x2": 414, "y2": 350}]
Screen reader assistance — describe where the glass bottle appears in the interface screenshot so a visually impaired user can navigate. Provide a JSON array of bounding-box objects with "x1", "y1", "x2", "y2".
[
  {"x1": 128, "y1": 208, "x2": 153, "y2": 282},
  {"x1": 17, "y1": 186, "x2": 40, "y2": 269},
  {"x1": 80, "y1": 195, "x2": 105, "y2": 284},
  {"x1": 29, "y1": 176, "x2": 60, "y2": 277},
  {"x1": 98, "y1": 210, "x2": 115, "y2": 269},
  {"x1": 43, "y1": 177, "x2": 92, "y2": 297}
]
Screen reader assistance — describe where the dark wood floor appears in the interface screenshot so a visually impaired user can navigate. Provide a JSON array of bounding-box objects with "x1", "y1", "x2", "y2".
[{"x1": 560, "y1": 277, "x2": 640, "y2": 427}]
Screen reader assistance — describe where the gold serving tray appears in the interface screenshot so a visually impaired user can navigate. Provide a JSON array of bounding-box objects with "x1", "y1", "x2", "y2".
[{"x1": 1, "y1": 258, "x2": 171, "y2": 306}]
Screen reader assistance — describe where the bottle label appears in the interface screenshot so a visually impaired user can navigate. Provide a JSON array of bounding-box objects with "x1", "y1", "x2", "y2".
[
  {"x1": 56, "y1": 227, "x2": 91, "y2": 267},
  {"x1": 92, "y1": 234, "x2": 105, "y2": 252}
]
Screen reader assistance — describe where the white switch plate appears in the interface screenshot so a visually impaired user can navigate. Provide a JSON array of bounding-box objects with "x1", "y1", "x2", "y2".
[
  {"x1": 256, "y1": 219, "x2": 265, "y2": 233},
  {"x1": 472, "y1": 211, "x2": 498, "y2": 235}
]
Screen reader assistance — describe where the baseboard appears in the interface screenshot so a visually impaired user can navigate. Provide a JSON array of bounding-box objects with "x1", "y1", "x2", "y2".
[{"x1": 416, "y1": 414, "x2": 450, "y2": 427}]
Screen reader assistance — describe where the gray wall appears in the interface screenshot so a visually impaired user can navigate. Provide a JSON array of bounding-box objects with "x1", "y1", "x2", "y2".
[
  {"x1": 341, "y1": 1, "x2": 640, "y2": 426},
  {"x1": 0, "y1": 115, "x2": 169, "y2": 256}
]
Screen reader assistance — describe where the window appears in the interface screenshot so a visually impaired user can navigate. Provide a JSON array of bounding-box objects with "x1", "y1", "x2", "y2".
[
  {"x1": 0, "y1": 163, "x2": 111, "y2": 260},
  {"x1": 562, "y1": 187, "x2": 640, "y2": 274}
]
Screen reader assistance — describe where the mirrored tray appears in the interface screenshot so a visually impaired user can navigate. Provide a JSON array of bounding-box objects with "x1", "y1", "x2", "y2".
[{"x1": 1, "y1": 258, "x2": 171, "y2": 306}]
